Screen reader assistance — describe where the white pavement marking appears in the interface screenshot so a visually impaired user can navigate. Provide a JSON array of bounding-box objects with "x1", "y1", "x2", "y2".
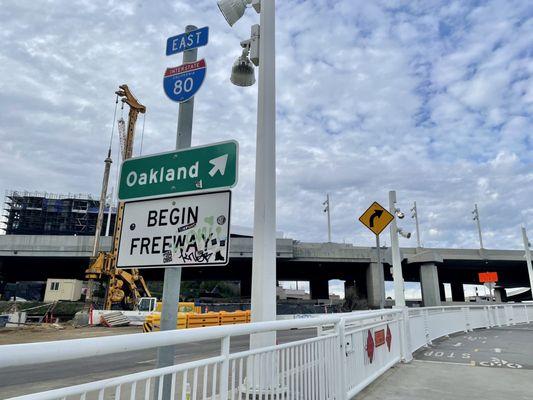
[
  {"x1": 494, "y1": 348, "x2": 502, "y2": 353},
  {"x1": 137, "y1": 359, "x2": 156, "y2": 364}
]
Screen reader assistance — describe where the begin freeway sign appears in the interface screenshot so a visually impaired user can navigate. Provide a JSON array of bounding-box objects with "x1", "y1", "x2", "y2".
[
  {"x1": 118, "y1": 140, "x2": 238, "y2": 201},
  {"x1": 117, "y1": 191, "x2": 231, "y2": 268}
]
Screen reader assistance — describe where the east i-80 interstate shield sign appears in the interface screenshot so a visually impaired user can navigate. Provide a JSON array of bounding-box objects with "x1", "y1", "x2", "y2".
[
  {"x1": 163, "y1": 59, "x2": 206, "y2": 103},
  {"x1": 117, "y1": 191, "x2": 230, "y2": 268}
]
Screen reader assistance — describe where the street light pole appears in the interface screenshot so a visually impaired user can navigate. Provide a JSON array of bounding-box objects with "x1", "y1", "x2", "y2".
[
  {"x1": 324, "y1": 193, "x2": 332, "y2": 242},
  {"x1": 389, "y1": 190, "x2": 405, "y2": 307},
  {"x1": 522, "y1": 227, "x2": 533, "y2": 299},
  {"x1": 472, "y1": 204, "x2": 484, "y2": 249},
  {"x1": 250, "y1": 0, "x2": 277, "y2": 350},
  {"x1": 411, "y1": 201, "x2": 421, "y2": 248}
]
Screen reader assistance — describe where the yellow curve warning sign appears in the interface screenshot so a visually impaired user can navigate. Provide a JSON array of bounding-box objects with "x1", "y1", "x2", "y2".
[{"x1": 359, "y1": 201, "x2": 394, "y2": 236}]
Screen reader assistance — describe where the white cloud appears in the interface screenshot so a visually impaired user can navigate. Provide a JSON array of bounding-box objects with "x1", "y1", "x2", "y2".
[{"x1": 0, "y1": 0, "x2": 531, "y2": 253}]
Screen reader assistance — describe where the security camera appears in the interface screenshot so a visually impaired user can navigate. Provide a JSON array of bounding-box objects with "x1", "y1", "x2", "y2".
[{"x1": 398, "y1": 228, "x2": 411, "y2": 239}]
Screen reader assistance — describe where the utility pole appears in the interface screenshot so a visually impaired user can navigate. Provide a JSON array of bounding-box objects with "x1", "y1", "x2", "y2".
[
  {"x1": 250, "y1": 0, "x2": 277, "y2": 350},
  {"x1": 389, "y1": 190, "x2": 405, "y2": 307},
  {"x1": 472, "y1": 204, "x2": 484, "y2": 249},
  {"x1": 522, "y1": 227, "x2": 533, "y2": 299},
  {"x1": 411, "y1": 201, "x2": 421, "y2": 248},
  {"x1": 323, "y1": 193, "x2": 332, "y2": 242},
  {"x1": 156, "y1": 24, "x2": 198, "y2": 398}
]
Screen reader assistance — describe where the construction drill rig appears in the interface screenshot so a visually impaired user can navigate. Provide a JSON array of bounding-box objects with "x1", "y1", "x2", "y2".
[{"x1": 85, "y1": 85, "x2": 151, "y2": 310}]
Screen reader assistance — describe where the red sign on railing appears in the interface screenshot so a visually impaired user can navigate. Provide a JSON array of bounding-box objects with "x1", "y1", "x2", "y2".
[{"x1": 479, "y1": 272, "x2": 498, "y2": 283}]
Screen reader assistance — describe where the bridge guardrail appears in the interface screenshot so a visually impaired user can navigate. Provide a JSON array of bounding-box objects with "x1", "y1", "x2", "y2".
[{"x1": 2, "y1": 304, "x2": 532, "y2": 400}]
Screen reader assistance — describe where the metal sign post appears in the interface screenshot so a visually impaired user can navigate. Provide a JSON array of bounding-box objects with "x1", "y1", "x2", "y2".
[
  {"x1": 359, "y1": 201, "x2": 393, "y2": 310},
  {"x1": 157, "y1": 24, "x2": 199, "y2": 399},
  {"x1": 375, "y1": 234, "x2": 384, "y2": 309}
]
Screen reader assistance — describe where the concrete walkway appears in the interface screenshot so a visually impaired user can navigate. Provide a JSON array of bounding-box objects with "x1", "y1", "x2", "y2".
[
  {"x1": 356, "y1": 361, "x2": 533, "y2": 400},
  {"x1": 356, "y1": 323, "x2": 533, "y2": 400}
]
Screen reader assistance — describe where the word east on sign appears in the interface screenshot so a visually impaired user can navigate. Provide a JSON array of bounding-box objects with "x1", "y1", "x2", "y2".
[{"x1": 117, "y1": 191, "x2": 231, "y2": 268}]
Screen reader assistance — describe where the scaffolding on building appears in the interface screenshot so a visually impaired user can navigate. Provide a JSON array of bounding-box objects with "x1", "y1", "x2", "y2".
[{"x1": 2, "y1": 190, "x2": 117, "y2": 236}]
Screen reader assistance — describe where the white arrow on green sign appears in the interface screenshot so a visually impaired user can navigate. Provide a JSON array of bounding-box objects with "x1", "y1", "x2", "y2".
[{"x1": 118, "y1": 140, "x2": 238, "y2": 201}]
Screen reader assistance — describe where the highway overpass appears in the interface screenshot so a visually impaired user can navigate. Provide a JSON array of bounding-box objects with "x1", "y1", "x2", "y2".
[{"x1": 0, "y1": 234, "x2": 530, "y2": 307}]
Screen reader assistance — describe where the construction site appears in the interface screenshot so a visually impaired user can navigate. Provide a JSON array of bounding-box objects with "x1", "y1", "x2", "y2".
[{"x1": 2, "y1": 191, "x2": 117, "y2": 236}]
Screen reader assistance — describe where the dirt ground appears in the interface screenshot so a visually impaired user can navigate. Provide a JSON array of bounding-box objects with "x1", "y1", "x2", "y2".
[{"x1": 0, "y1": 324, "x2": 142, "y2": 345}]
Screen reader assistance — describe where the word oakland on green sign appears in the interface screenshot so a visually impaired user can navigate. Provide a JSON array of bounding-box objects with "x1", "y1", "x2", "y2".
[{"x1": 118, "y1": 140, "x2": 238, "y2": 201}]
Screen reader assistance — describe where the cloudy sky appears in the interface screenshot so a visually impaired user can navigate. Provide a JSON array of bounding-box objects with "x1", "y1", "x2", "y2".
[{"x1": 0, "y1": 1, "x2": 531, "y2": 260}]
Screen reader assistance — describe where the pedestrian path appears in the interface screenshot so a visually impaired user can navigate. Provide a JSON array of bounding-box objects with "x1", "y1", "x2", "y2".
[{"x1": 356, "y1": 323, "x2": 533, "y2": 400}]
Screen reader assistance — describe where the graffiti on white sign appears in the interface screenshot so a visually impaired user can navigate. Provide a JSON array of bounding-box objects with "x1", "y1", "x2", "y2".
[{"x1": 117, "y1": 191, "x2": 231, "y2": 268}]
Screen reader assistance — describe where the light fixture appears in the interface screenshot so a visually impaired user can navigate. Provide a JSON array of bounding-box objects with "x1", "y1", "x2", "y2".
[
  {"x1": 217, "y1": 0, "x2": 251, "y2": 26},
  {"x1": 230, "y1": 47, "x2": 255, "y2": 86},
  {"x1": 396, "y1": 210, "x2": 405, "y2": 219},
  {"x1": 398, "y1": 228, "x2": 411, "y2": 239}
]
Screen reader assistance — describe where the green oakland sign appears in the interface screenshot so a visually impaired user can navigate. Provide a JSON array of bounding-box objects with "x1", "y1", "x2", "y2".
[{"x1": 118, "y1": 140, "x2": 238, "y2": 201}]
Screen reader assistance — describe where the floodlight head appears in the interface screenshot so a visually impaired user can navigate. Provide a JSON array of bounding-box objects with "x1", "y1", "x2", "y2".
[
  {"x1": 230, "y1": 50, "x2": 256, "y2": 86},
  {"x1": 398, "y1": 228, "x2": 411, "y2": 239},
  {"x1": 396, "y1": 210, "x2": 405, "y2": 219},
  {"x1": 217, "y1": 0, "x2": 250, "y2": 26}
]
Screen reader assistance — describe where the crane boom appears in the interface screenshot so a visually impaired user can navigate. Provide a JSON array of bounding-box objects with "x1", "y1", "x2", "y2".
[{"x1": 85, "y1": 85, "x2": 151, "y2": 310}]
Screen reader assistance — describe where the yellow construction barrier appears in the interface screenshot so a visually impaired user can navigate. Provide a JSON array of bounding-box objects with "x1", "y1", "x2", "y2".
[
  {"x1": 186, "y1": 312, "x2": 220, "y2": 328},
  {"x1": 143, "y1": 312, "x2": 187, "y2": 332},
  {"x1": 143, "y1": 309, "x2": 252, "y2": 332},
  {"x1": 219, "y1": 310, "x2": 248, "y2": 325}
]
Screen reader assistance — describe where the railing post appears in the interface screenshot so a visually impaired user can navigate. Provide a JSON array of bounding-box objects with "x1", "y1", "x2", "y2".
[
  {"x1": 484, "y1": 306, "x2": 491, "y2": 329},
  {"x1": 219, "y1": 336, "x2": 230, "y2": 400},
  {"x1": 399, "y1": 307, "x2": 413, "y2": 363},
  {"x1": 462, "y1": 307, "x2": 469, "y2": 332},
  {"x1": 336, "y1": 318, "x2": 347, "y2": 400},
  {"x1": 423, "y1": 309, "x2": 431, "y2": 346}
]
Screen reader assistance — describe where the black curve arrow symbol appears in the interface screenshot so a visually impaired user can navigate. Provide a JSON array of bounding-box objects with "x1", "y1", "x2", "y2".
[{"x1": 369, "y1": 209, "x2": 384, "y2": 227}]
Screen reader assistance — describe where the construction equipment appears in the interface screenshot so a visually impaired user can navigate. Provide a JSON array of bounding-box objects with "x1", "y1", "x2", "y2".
[{"x1": 85, "y1": 85, "x2": 151, "y2": 310}]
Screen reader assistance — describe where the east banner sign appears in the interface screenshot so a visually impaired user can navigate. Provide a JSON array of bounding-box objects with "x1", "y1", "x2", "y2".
[
  {"x1": 166, "y1": 26, "x2": 209, "y2": 56},
  {"x1": 117, "y1": 191, "x2": 231, "y2": 268},
  {"x1": 118, "y1": 141, "x2": 238, "y2": 201}
]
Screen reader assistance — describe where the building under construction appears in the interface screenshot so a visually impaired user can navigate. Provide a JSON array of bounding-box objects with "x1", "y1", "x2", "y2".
[{"x1": 2, "y1": 191, "x2": 116, "y2": 236}]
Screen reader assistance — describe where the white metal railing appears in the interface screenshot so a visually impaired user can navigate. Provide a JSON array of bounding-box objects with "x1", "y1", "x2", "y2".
[{"x1": 1, "y1": 304, "x2": 532, "y2": 400}]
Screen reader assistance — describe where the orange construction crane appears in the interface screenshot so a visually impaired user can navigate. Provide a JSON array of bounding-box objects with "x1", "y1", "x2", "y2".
[{"x1": 85, "y1": 85, "x2": 151, "y2": 310}]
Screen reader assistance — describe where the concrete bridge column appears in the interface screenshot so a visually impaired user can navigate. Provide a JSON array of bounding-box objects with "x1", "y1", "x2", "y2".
[
  {"x1": 450, "y1": 282, "x2": 465, "y2": 302},
  {"x1": 366, "y1": 262, "x2": 385, "y2": 308},
  {"x1": 420, "y1": 263, "x2": 441, "y2": 307},
  {"x1": 439, "y1": 282, "x2": 446, "y2": 302},
  {"x1": 310, "y1": 278, "x2": 329, "y2": 300}
]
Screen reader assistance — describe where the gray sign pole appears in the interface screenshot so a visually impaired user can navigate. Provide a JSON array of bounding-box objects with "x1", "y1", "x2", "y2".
[
  {"x1": 156, "y1": 24, "x2": 198, "y2": 399},
  {"x1": 375, "y1": 234, "x2": 384, "y2": 309}
]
